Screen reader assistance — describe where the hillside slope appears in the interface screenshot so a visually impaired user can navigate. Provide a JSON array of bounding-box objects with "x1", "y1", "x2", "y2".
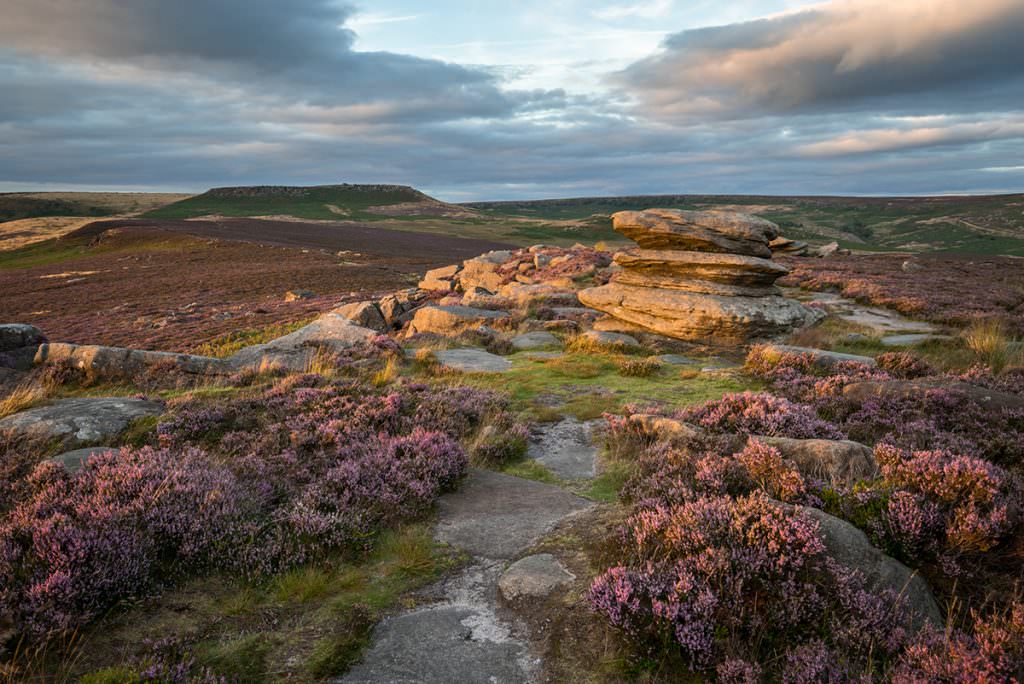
[
  {"x1": 145, "y1": 184, "x2": 481, "y2": 221},
  {"x1": 467, "y1": 193, "x2": 1024, "y2": 255},
  {"x1": 0, "y1": 192, "x2": 191, "y2": 223}
]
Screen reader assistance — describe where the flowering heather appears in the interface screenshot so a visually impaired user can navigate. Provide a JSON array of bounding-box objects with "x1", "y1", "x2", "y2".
[
  {"x1": 675, "y1": 391, "x2": 846, "y2": 440},
  {"x1": 0, "y1": 379, "x2": 510, "y2": 637},
  {"x1": 589, "y1": 491, "x2": 911, "y2": 675},
  {"x1": 845, "y1": 445, "x2": 1024, "y2": 570},
  {"x1": 891, "y1": 601, "x2": 1024, "y2": 683},
  {"x1": 495, "y1": 245, "x2": 612, "y2": 285}
]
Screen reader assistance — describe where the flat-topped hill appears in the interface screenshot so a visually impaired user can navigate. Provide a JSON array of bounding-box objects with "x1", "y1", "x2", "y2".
[{"x1": 145, "y1": 183, "x2": 481, "y2": 221}]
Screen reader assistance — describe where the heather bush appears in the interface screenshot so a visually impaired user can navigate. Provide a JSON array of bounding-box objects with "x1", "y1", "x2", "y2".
[
  {"x1": 891, "y1": 601, "x2": 1024, "y2": 683},
  {"x1": 875, "y1": 352, "x2": 934, "y2": 380},
  {"x1": 589, "y1": 491, "x2": 911, "y2": 675},
  {"x1": 675, "y1": 391, "x2": 846, "y2": 440},
  {"x1": 0, "y1": 378, "x2": 498, "y2": 638},
  {"x1": 617, "y1": 356, "x2": 662, "y2": 378},
  {"x1": 840, "y1": 445, "x2": 1023, "y2": 573}
]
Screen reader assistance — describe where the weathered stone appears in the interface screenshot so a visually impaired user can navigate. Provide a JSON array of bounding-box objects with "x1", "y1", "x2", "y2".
[
  {"x1": 229, "y1": 313, "x2": 377, "y2": 370},
  {"x1": 50, "y1": 446, "x2": 118, "y2": 474},
  {"x1": 0, "y1": 397, "x2": 164, "y2": 447},
  {"x1": 581, "y1": 329, "x2": 640, "y2": 349},
  {"x1": 510, "y1": 331, "x2": 561, "y2": 351},
  {"x1": 761, "y1": 344, "x2": 877, "y2": 368},
  {"x1": 615, "y1": 271, "x2": 781, "y2": 297},
  {"x1": 612, "y1": 209, "x2": 778, "y2": 258},
  {"x1": 655, "y1": 354, "x2": 698, "y2": 365},
  {"x1": 377, "y1": 294, "x2": 408, "y2": 324},
  {"x1": 527, "y1": 417, "x2": 598, "y2": 479},
  {"x1": 284, "y1": 289, "x2": 315, "y2": 302},
  {"x1": 498, "y1": 282, "x2": 578, "y2": 306},
  {"x1": 533, "y1": 253, "x2": 552, "y2": 269},
  {"x1": 752, "y1": 436, "x2": 877, "y2": 486},
  {"x1": 580, "y1": 284, "x2": 822, "y2": 343},
  {"x1": 332, "y1": 301, "x2": 388, "y2": 332},
  {"x1": 433, "y1": 348, "x2": 512, "y2": 373},
  {"x1": 499, "y1": 554, "x2": 575, "y2": 601},
  {"x1": 843, "y1": 379, "x2": 1024, "y2": 412},
  {"x1": 879, "y1": 333, "x2": 953, "y2": 347},
  {"x1": 35, "y1": 343, "x2": 231, "y2": 379},
  {"x1": 614, "y1": 249, "x2": 789, "y2": 285},
  {"x1": 419, "y1": 264, "x2": 461, "y2": 291},
  {"x1": 435, "y1": 468, "x2": 592, "y2": 559},
  {"x1": 770, "y1": 236, "x2": 810, "y2": 256},
  {"x1": 802, "y1": 506, "x2": 943, "y2": 631},
  {"x1": 0, "y1": 324, "x2": 44, "y2": 352},
  {"x1": 458, "y1": 257, "x2": 505, "y2": 292},
  {"x1": 407, "y1": 305, "x2": 510, "y2": 336}
]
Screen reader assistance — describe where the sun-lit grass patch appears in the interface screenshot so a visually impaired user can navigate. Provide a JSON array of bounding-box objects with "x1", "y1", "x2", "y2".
[
  {"x1": 194, "y1": 319, "x2": 314, "y2": 358},
  {"x1": 0, "y1": 379, "x2": 53, "y2": 419},
  {"x1": 963, "y1": 318, "x2": 1019, "y2": 375}
]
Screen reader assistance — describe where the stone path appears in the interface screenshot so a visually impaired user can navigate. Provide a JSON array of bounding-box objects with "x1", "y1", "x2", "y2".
[
  {"x1": 803, "y1": 292, "x2": 937, "y2": 334},
  {"x1": 339, "y1": 469, "x2": 594, "y2": 684},
  {"x1": 526, "y1": 418, "x2": 599, "y2": 480}
]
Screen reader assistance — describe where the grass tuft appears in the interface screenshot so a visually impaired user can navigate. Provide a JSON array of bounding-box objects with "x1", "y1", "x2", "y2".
[{"x1": 963, "y1": 318, "x2": 1019, "y2": 375}]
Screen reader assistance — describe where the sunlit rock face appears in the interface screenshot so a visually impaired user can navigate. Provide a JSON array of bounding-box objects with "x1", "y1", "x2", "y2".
[{"x1": 579, "y1": 209, "x2": 822, "y2": 343}]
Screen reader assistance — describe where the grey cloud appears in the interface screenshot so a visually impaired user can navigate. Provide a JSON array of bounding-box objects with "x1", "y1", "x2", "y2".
[
  {"x1": 0, "y1": 0, "x2": 548, "y2": 121},
  {"x1": 616, "y1": 0, "x2": 1024, "y2": 120}
]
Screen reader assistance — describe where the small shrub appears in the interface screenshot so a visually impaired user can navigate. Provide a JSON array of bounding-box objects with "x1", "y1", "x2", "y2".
[
  {"x1": 617, "y1": 357, "x2": 661, "y2": 378},
  {"x1": 676, "y1": 391, "x2": 846, "y2": 440},
  {"x1": 876, "y1": 351, "x2": 934, "y2": 379},
  {"x1": 963, "y1": 318, "x2": 1017, "y2": 375},
  {"x1": 469, "y1": 416, "x2": 530, "y2": 467},
  {"x1": 0, "y1": 379, "x2": 52, "y2": 419}
]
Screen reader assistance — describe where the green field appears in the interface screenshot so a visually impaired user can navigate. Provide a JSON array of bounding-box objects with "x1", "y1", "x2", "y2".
[{"x1": 0, "y1": 191, "x2": 191, "y2": 222}]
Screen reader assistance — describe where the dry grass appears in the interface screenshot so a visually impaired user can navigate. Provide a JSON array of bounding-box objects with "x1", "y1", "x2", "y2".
[
  {"x1": 963, "y1": 319, "x2": 1020, "y2": 374},
  {"x1": 0, "y1": 379, "x2": 53, "y2": 419},
  {"x1": 616, "y1": 356, "x2": 662, "y2": 378},
  {"x1": 372, "y1": 357, "x2": 401, "y2": 387}
]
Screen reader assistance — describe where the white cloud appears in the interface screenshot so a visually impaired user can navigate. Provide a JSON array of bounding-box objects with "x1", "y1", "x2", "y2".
[{"x1": 594, "y1": 0, "x2": 674, "y2": 20}]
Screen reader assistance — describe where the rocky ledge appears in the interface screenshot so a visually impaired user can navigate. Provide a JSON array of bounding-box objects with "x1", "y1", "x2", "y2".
[{"x1": 580, "y1": 209, "x2": 822, "y2": 343}]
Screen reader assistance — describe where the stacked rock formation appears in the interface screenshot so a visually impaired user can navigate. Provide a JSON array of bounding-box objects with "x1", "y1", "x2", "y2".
[{"x1": 579, "y1": 209, "x2": 822, "y2": 343}]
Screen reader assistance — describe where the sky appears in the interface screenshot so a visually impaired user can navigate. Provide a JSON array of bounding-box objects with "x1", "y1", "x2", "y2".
[{"x1": 2, "y1": 0, "x2": 1023, "y2": 200}]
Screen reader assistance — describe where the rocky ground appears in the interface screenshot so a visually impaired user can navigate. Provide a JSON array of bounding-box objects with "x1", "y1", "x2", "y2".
[{"x1": 1, "y1": 215, "x2": 1023, "y2": 681}]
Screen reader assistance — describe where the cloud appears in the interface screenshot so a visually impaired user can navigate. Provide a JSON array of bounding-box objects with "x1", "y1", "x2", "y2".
[
  {"x1": 795, "y1": 117, "x2": 1024, "y2": 157},
  {"x1": 594, "y1": 0, "x2": 674, "y2": 21},
  {"x1": 615, "y1": 0, "x2": 1024, "y2": 119},
  {"x1": 0, "y1": 0, "x2": 544, "y2": 121}
]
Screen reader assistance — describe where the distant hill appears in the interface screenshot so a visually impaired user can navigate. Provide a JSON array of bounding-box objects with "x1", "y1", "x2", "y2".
[
  {"x1": 0, "y1": 191, "x2": 191, "y2": 223},
  {"x1": 466, "y1": 193, "x2": 1024, "y2": 255},
  {"x1": 144, "y1": 184, "x2": 481, "y2": 222}
]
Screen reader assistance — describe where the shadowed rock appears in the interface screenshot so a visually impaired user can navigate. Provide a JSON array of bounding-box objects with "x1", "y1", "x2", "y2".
[
  {"x1": 753, "y1": 436, "x2": 878, "y2": 486},
  {"x1": 433, "y1": 348, "x2": 512, "y2": 373},
  {"x1": 229, "y1": 313, "x2": 377, "y2": 370},
  {"x1": 407, "y1": 305, "x2": 510, "y2": 336},
  {"x1": 36, "y1": 343, "x2": 231, "y2": 379},
  {"x1": 526, "y1": 418, "x2": 599, "y2": 479},
  {"x1": 499, "y1": 554, "x2": 575, "y2": 601}
]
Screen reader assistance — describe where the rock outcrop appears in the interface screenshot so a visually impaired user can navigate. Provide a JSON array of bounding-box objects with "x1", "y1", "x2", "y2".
[
  {"x1": 579, "y1": 210, "x2": 821, "y2": 343},
  {"x1": 0, "y1": 397, "x2": 164, "y2": 447}
]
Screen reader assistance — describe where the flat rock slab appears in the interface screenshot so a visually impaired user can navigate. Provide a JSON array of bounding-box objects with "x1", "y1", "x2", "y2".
[
  {"x1": 510, "y1": 331, "x2": 561, "y2": 351},
  {"x1": 499, "y1": 554, "x2": 575, "y2": 601},
  {"x1": 434, "y1": 348, "x2": 513, "y2": 373},
  {"x1": 50, "y1": 446, "x2": 118, "y2": 474},
  {"x1": 806, "y1": 293, "x2": 936, "y2": 334},
  {"x1": 655, "y1": 354, "x2": 698, "y2": 365},
  {"x1": 527, "y1": 418, "x2": 599, "y2": 480},
  {"x1": 340, "y1": 562, "x2": 536, "y2": 684},
  {"x1": 767, "y1": 344, "x2": 876, "y2": 368},
  {"x1": 229, "y1": 313, "x2": 377, "y2": 371},
  {"x1": 0, "y1": 397, "x2": 163, "y2": 446},
  {"x1": 581, "y1": 330, "x2": 640, "y2": 349},
  {"x1": 879, "y1": 334, "x2": 953, "y2": 347},
  {"x1": 436, "y1": 469, "x2": 593, "y2": 559}
]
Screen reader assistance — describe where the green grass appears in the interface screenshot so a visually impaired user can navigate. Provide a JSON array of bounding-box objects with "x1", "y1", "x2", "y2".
[
  {"x1": 456, "y1": 351, "x2": 759, "y2": 420},
  {"x1": 0, "y1": 237, "x2": 92, "y2": 270}
]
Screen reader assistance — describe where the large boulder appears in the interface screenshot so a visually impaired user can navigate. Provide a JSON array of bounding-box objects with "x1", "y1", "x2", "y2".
[
  {"x1": 407, "y1": 305, "x2": 510, "y2": 336},
  {"x1": 332, "y1": 301, "x2": 388, "y2": 332},
  {"x1": 35, "y1": 343, "x2": 231, "y2": 380},
  {"x1": 0, "y1": 397, "x2": 164, "y2": 447},
  {"x1": 458, "y1": 256, "x2": 505, "y2": 292},
  {"x1": 419, "y1": 264, "x2": 461, "y2": 291},
  {"x1": 753, "y1": 436, "x2": 877, "y2": 486},
  {"x1": 229, "y1": 313, "x2": 378, "y2": 370},
  {"x1": 0, "y1": 324, "x2": 44, "y2": 352},
  {"x1": 612, "y1": 209, "x2": 778, "y2": 258},
  {"x1": 579, "y1": 283, "x2": 823, "y2": 344},
  {"x1": 801, "y1": 506, "x2": 944, "y2": 631},
  {"x1": 614, "y1": 249, "x2": 788, "y2": 286}
]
